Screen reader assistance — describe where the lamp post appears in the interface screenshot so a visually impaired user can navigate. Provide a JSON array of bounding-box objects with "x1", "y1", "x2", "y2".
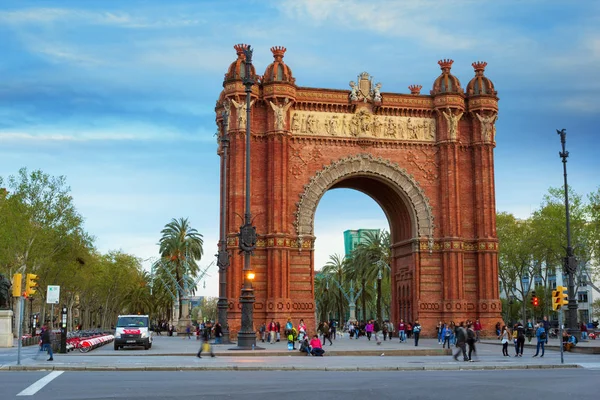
[
  {"x1": 216, "y1": 104, "x2": 232, "y2": 344},
  {"x1": 557, "y1": 129, "x2": 579, "y2": 339},
  {"x1": 233, "y1": 44, "x2": 260, "y2": 350}
]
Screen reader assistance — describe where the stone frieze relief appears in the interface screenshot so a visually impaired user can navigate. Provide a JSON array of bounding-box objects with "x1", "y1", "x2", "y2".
[{"x1": 290, "y1": 110, "x2": 436, "y2": 141}]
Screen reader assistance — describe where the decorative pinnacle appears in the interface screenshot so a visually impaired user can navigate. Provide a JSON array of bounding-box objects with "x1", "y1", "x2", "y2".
[
  {"x1": 438, "y1": 59, "x2": 454, "y2": 71},
  {"x1": 271, "y1": 46, "x2": 287, "y2": 60},
  {"x1": 409, "y1": 84, "x2": 422, "y2": 95},
  {"x1": 472, "y1": 61, "x2": 487, "y2": 73},
  {"x1": 234, "y1": 43, "x2": 249, "y2": 59}
]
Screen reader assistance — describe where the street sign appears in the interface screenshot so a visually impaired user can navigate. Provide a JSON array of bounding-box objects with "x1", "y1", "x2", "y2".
[{"x1": 46, "y1": 285, "x2": 60, "y2": 304}]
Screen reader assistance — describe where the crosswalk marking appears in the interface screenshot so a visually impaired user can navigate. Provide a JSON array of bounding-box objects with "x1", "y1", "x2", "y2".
[{"x1": 17, "y1": 371, "x2": 64, "y2": 396}]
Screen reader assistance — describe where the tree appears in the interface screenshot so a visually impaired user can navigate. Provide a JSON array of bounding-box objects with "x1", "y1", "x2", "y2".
[
  {"x1": 322, "y1": 254, "x2": 346, "y2": 322},
  {"x1": 155, "y1": 218, "x2": 204, "y2": 319},
  {"x1": 497, "y1": 212, "x2": 538, "y2": 322},
  {"x1": 347, "y1": 230, "x2": 390, "y2": 324}
]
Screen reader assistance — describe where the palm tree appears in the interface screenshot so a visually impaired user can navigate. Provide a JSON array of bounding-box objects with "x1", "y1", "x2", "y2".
[
  {"x1": 322, "y1": 254, "x2": 346, "y2": 322},
  {"x1": 347, "y1": 230, "x2": 391, "y2": 324},
  {"x1": 156, "y1": 218, "x2": 203, "y2": 319}
]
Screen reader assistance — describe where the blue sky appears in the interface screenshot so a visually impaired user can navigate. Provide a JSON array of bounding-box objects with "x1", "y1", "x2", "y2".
[{"x1": 0, "y1": 1, "x2": 598, "y2": 297}]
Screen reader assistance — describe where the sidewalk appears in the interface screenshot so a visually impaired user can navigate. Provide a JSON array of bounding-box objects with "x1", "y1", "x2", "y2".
[{"x1": 2, "y1": 336, "x2": 598, "y2": 372}]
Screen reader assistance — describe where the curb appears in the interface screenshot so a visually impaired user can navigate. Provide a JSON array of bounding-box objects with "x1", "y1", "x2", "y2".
[
  {"x1": 67, "y1": 349, "x2": 452, "y2": 357},
  {"x1": 1, "y1": 364, "x2": 581, "y2": 372}
]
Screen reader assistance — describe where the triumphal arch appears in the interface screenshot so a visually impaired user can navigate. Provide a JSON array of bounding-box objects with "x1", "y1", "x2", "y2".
[{"x1": 215, "y1": 45, "x2": 502, "y2": 335}]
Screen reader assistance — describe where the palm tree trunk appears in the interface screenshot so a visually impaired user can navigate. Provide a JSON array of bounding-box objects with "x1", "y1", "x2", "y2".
[
  {"x1": 377, "y1": 277, "x2": 382, "y2": 325},
  {"x1": 361, "y1": 280, "x2": 367, "y2": 322}
]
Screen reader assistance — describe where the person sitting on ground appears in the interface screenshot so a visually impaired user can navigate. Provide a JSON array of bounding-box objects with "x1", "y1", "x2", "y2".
[
  {"x1": 299, "y1": 336, "x2": 311, "y2": 356},
  {"x1": 309, "y1": 334, "x2": 325, "y2": 356},
  {"x1": 563, "y1": 331, "x2": 577, "y2": 351}
]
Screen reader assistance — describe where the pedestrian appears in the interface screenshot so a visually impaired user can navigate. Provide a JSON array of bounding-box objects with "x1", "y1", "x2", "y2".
[
  {"x1": 436, "y1": 321, "x2": 443, "y2": 344},
  {"x1": 532, "y1": 322, "x2": 546, "y2": 357},
  {"x1": 542, "y1": 316, "x2": 550, "y2": 344},
  {"x1": 268, "y1": 319, "x2": 277, "y2": 344},
  {"x1": 406, "y1": 322, "x2": 413, "y2": 339},
  {"x1": 466, "y1": 323, "x2": 476, "y2": 361},
  {"x1": 500, "y1": 325, "x2": 511, "y2": 356},
  {"x1": 398, "y1": 319, "x2": 406, "y2": 343},
  {"x1": 309, "y1": 334, "x2": 325, "y2": 356},
  {"x1": 330, "y1": 320, "x2": 337, "y2": 340},
  {"x1": 299, "y1": 336, "x2": 311, "y2": 356},
  {"x1": 184, "y1": 323, "x2": 192, "y2": 339},
  {"x1": 515, "y1": 321, "x2": 525, "y2": 357},
  {"x1": 452, "y1": 321, "x2": 468, "y2": 362},
  {"x1": 276, "y1": 321, "x2": 281, "y2": 342},
  {"x1": 373, "y1": 320, "x2": 382, "y2": 345},
  {"x1": 365, "y1": 320, "x2": 373, "y2": 341},
  {"x1": 581, "y1": 322, "x2": 588, "y2": 340},
  {"x1": 449, "y1": 321, "x2": 456, "y2": 345},
  {"x1": 214, "y1": 322, "x2": 223, "y2": 344},
  {"x1": 259, "y1": 322, "x2": 266, "y2": 342},
  {"x1": 197, "y1": 327, "x2": 215, "y2": 359},
  {"x1": 322, "y1": 321, "x2": 333, "y2": 345},
  {"x1": 413, "y1": 320, "x2": 421, "y2": 346},
  {"x1": 442, "y1": 323, "x2": 451, "y2": 349},
  {"x1": 41, "y1": 323, "x2": 53, "y2": 361},
  {"x1": 495, "y1": 321, "x2": 501, "y2": 337},
  {"x1": 474, "y1": 319, "x2": 482, "y2": 342}
]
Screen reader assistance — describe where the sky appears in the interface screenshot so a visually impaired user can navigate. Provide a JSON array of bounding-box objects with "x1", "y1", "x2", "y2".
[{"x1": 0, "y1": 0, "x2": 598, "y2": 297}]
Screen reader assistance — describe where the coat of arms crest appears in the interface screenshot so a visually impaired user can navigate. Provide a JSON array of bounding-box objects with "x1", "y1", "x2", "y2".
[{"x1": 349, "y1": 72, "x2": 382, "y2": 103}]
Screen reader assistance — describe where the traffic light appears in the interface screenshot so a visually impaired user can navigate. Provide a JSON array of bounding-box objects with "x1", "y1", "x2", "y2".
[
  {"x1": 530, "y1": 290, "x2": 537, "y2": 306},
  {"x1": 552, "y1": 285, "x2": 568, "y2": 311},
  {"x1": 12, "y1": 273, "x2": 22, "y2": 297},
  {"x1": 532, "y1": 296, "x2": 539, "y2": 307},
  {"x1": 25, "y1": 273, "x2": 38, "y2": 297}
]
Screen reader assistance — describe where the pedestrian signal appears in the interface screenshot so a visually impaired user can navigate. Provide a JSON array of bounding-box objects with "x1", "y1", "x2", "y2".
[{"x1": 552, "y1": 285, "x2": 568, "y2": 311}]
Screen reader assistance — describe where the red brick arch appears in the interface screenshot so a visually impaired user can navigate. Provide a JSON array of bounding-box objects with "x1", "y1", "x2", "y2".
[{"x1": 216, "y1": 49, "x2": 502, "y2": 336}]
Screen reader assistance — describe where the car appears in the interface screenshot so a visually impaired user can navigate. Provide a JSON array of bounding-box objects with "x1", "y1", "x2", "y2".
[{"x1": 113, "y1": 314, "x2": 152, "y2": 350}]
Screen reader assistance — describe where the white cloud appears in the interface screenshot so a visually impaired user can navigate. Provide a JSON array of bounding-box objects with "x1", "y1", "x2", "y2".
[
  {"x1": 0, "y1": 8, "x2": 200, "y2": 28},
  {"x1": 0, "y1": 128, "x2": 208, "y2": 143}
]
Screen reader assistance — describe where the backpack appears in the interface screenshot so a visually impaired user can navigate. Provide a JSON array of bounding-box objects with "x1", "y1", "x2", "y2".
[
  {"x1": 540, "y1": 330, "x2": 546, "y2": 340},
  {"x1": 413, "y1": 325, "x2": 421, "y2": 333}
]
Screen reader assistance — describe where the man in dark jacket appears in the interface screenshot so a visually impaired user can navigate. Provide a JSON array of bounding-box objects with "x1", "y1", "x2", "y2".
[
  {"x1": 41, "y1": 323, "x2": 53, "y2": 361},
  {"x1": 452, "y1": 321, "x2": 468, "y2": 361}
]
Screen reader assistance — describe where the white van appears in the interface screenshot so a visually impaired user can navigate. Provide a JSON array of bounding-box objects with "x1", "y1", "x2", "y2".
[{"x1": 114, "y1": 314, "x2": 152, "y2": 350}]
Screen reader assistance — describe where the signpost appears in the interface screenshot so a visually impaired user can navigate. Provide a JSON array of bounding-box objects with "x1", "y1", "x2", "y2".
[{"x1": 47, "y1": 286, "x2": 60, "y2": 327}]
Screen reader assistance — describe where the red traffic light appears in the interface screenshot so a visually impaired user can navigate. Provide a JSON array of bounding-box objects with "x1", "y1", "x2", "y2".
[{"x1": 533, "y1": 297, "x2": 539, "y2": 307}]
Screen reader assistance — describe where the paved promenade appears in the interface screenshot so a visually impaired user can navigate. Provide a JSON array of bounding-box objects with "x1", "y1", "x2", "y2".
[{"x1": 1, "y1": 334, "x2": 599, "y2": 371}]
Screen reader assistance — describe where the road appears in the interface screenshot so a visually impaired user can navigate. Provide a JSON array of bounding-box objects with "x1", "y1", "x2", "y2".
[{"x1": 1, "y1": 369, "x2": 599, "y2": 399}]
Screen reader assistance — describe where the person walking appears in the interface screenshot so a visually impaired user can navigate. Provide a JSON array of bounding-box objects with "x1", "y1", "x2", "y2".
[
  {"x1": 373, "y1": 320, "x2": 382, "y2": 345},
  {"x1": 321, "y1": 321, "x2": 333, "y2": 345},
  {"x1": 500, "y1": 325, "x2": 511, "y2": 356},
  {"x1": 41, "y1": 323, "x2": 53, "y2": 361},
  {"x1": 542, "y1": 316, "x2": 550, "y2": 344},
  {"x1": 214, "y1": 322, "x2": 223, "y2": 344},
  {"x1": 398, "y1": 319, "x2": 406, "y2": 343},
  {"x1": 197, "y1": 326, "x2": 215, "y2": 358},
  {"x1": 259, "y1": 322, "x2": 266, "y2": 343},
  {"x1": 365, "y1": 320, "x2": 373, "y2": 341},
  {"x1": 474, "y1": 319, "x2": 482, "y2": 342},
  {"x1": 413, "y1": 320, "x2": 422, "y2": 346},
  {"x1": 466, "y1": 323, "x2": 477, "y2": 361},
  {"x1": 452, "y1": 321, "x2": 468, "y2": 362},
  {"x1": 532, "y1": 322, "x2": 546, "y2": 357},
  {"x1": 275, "y1": 321, "x2": 281, "y2": 342},
  {"x1": 436, "y1": 321, "x2": 443, "y2": 344}
]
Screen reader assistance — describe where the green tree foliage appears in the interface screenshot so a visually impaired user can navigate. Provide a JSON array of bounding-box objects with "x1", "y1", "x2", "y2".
[
  {"x1": 0, "y1": 168, "x2": 153, "y2": 330},
  {"x1": 315, "y1": 230, "x2": 391, "y2": 324},
  {"x1": 154, "y1": 218, "x2": 204, "y2": 319}
]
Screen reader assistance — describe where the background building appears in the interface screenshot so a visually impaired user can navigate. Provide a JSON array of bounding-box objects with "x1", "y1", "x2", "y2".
[{"x1": 343, "y1": 229, "x2": 380, "y2": 256}]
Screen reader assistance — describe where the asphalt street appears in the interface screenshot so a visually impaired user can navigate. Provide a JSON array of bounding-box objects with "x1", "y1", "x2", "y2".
[{"x1": 1, "y1": 370, "x2": 599, "y2": 400}]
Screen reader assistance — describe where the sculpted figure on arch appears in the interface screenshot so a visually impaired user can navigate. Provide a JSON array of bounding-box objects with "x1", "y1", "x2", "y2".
[
  {"x1": 476, "y1": 112, "x2": 497, "y2": 142},
  {"x1": 269, "y1": 98, "x2": 293, "y2": 131},
  {"x1": 231, "y1": 98, "x2": 256, "y2": 130},
  {"x1": 442, "y1": 107, "x2": 464, "y2": 140}
]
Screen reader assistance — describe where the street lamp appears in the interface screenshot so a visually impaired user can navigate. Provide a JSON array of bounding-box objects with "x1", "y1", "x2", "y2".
[
  {"x1": 216, "y1": 103, "x2": 232, "y2": 344},
  {"x1": 557, "y1": 129, "x2": 580, "y2": 339},
  {"x1": 232, "y1": 44, "x2": 261, "y2": 350}
]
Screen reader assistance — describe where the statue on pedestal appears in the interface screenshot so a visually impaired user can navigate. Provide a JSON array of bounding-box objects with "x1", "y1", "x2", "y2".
[{"x1": 0, "y1": 274, "x2": 11, "y2": 310}]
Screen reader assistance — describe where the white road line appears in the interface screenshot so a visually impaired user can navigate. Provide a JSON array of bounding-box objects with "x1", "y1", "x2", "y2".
[{"x1": 17, "y1": 371, "x2": 64, "y2": 396}]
